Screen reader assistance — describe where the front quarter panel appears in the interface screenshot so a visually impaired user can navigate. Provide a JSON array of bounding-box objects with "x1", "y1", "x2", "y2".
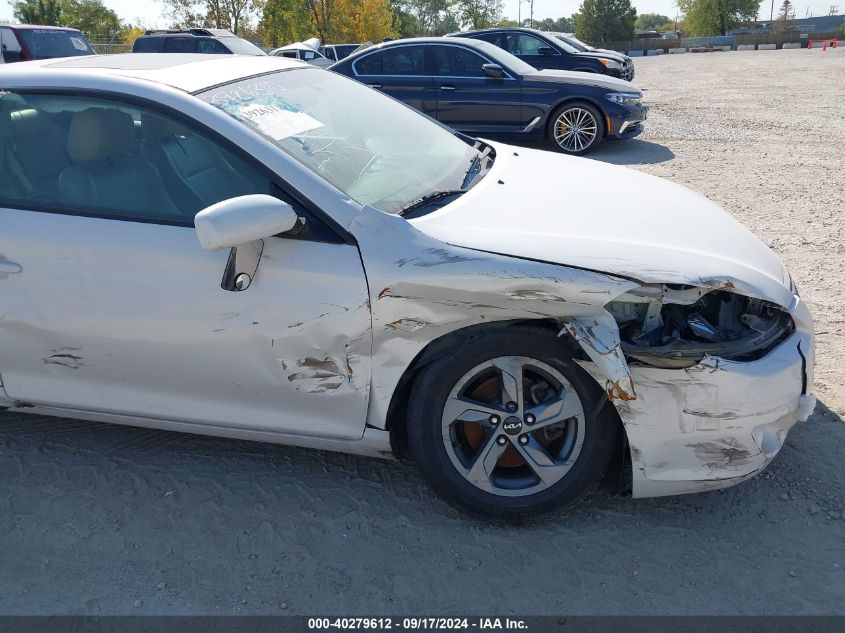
[{"x1": 349, "y1": 205, "x2": 638, "y2": 430}]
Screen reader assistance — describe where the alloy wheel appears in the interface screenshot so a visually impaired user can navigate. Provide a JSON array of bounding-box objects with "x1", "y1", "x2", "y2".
[
  {"x1": 441, "y1": 356, "x2": 586, "y2": 497},
  {"x1": 553, "y1": 107, "x2": 599, "y2": 153}
]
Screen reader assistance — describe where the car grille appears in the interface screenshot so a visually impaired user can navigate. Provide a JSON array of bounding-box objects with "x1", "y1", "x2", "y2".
[{"x1": 622, "y1": 61, "x2": 635, "y2": 81}]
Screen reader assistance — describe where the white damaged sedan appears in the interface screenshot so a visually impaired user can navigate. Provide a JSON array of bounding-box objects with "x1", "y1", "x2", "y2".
[{"x1": 0, "y1": 55, "x2": 815, "y2": 517}]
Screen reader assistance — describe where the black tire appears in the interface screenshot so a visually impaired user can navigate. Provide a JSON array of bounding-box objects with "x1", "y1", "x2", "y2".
[
  {"x1": 406, "y1": 326, "x2": 619, "y2": 519},
  {"x1": 547, "y1": 101, "x2": 605, "y2": 156}
]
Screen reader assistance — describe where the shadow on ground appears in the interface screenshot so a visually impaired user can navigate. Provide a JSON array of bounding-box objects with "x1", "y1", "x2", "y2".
[
  {"x1": 0, "y1": 402, "x2": 842, "y2": 615},
  {"x1": 488, "y1": 136, "x2": 675, "y2": 166},
  {"x1": 587, "y1": 139, "x2": 675, "y2": 165}
]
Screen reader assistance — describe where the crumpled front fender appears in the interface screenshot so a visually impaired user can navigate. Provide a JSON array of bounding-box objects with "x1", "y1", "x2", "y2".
[{"x1": 560, "y1": 312, "x2": 636, "y2": 401}]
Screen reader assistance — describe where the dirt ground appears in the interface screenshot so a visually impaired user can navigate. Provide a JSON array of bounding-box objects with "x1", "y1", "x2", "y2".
[{"x1": 1, "y1": 49, "x2": 843, "y2": 615}]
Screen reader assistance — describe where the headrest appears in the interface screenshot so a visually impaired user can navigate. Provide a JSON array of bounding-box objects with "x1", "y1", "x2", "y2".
[
  {"x1": 7, "y1": 109, "x2": 43, "y2": 138},
  {"x1": 67, "y1": 108, "x2": 135, "y2": 162},
  {"x1": 141, "y1": 113, "x2": 184, "y2": 141}
]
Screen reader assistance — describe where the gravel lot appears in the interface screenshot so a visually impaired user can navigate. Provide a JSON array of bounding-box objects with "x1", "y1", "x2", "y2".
[{"x1": 1, "y1": 49, "x2": 843, "y2": 616}]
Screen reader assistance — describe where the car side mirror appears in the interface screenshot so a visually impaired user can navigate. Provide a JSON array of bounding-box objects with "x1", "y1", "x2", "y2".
[
  {"x1": 538, "y1": 47, "x2": 555, "y2": 56},
  {"x1": 195, "y1": 194, "x2": 299, "y2": 292},
  {"x1": 482, "y1": 63, "x2": 504, "y2": 79}
]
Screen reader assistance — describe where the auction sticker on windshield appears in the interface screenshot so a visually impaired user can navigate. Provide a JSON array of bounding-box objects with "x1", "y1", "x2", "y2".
[{"x1": 237, "y1": 103, "x2": 323, "y2": 140}]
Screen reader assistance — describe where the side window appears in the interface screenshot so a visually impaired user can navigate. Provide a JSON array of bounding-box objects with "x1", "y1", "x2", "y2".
[
  {"x1": 476, "y1": 32, "x2": 506, "y2": 48},
  {"x1": 432, "y1": 46, "x2": 487, "y2": 77},
  {"x1": 0, "y1": 92, "x2": 273, "y2": 225},
  {"x1": 167, "y1": 37, "x2": 195, "y2": 53},
  {"x1": 197, "y1": 39, "x2": 228, "y2": 54},
  {"x1": 508, "y1": 34, "x2": 551, "y2": 56},
  {"x1": 132, "y1": 37, "x2": 159, "y2": 53},
  {"x1": 1, "y1": 28, "x2": 22, "y2": 63},
  {"x1": 355, "y1": 46, "x2": 425, "y2": 75}
]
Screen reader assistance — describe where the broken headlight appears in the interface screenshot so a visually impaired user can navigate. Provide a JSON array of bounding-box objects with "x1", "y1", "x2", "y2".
[{"x1": 606, "y1": 286, "x2": 795, "y2": 369}]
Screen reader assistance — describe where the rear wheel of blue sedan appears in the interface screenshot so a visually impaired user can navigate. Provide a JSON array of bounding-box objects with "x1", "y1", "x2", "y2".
[
  {"x1": 549, "y1": 102, "x2": 604, "y2": 155},
  {"x1": 406, "y1": 326, "x2": 618, "y2": 519}
]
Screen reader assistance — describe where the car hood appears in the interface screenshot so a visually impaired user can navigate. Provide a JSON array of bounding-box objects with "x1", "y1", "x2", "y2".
[
  {"x1": 589, "y1": 48, "x2": 630, "y2": 62},
  {"x1": 530, "y1": 69, "x2": 637, "y2": 92},
  {"x1": 577, "y1": 50, "x2": 626, "y2": 63},
  {"x1": 410, "y1": 143, "x2": 793, "y2": 307}
]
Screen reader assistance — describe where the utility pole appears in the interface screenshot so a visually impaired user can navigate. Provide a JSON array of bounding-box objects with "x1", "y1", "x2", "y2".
[{"x1": 771, "y1": 0, "x2": 775, "y2": 22}]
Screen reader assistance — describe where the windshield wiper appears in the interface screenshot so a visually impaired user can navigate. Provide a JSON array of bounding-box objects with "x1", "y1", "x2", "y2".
[
  {"x1": 398, "y1": 190, "x2": 466, "y2": 218},
  {"x1": 462, "y1": 154, "x2": 482, "y2": 189}
]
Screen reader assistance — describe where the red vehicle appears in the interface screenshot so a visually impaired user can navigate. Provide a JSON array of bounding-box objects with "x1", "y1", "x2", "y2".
[{"x1": 0, "y1": 24, "x2": 95, "y2": 63}]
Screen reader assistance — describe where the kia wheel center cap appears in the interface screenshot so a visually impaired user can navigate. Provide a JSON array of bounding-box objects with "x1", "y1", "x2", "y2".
[{"x1": 502, "y1": 416, "x2": 523, "y2": 436}]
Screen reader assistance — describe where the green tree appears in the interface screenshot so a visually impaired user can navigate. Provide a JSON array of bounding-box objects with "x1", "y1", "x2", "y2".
[
  {"x1": 260, "y1": 0, "x2": 312, "y2": 46},
  {"x1": 775, "y1": 0, "x2": 795, "y2": 32},
  {"x1": 456, "y1": 0, "x2": 502, "y2": 29},
  {"x1": 534, "y1": 16, "x2": 575, "y2": 32},
  {"x1": 161, "y1": 0, "x2": 261, "y2": 35},
  {"x1": 574, "y1": 0, "x2": 636, "y2": 45},
  {"x1": 64, "y1": 0, "x2": 124, "y2": 39},
  {"x1": 676, "y1": 0, "x2": 758, "y2": 36},
  {"x1": 12, "y1": 0, "x2": 63, "y2": 25},
  {"x1": 635, "y1": 12, "x2": 670, "y2": 30}
]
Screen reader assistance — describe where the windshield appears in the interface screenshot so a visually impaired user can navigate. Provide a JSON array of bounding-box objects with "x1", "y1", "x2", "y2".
[
  {"x1": 199, "y1": 68, "x2": 483, "y2": 214},
  {"x1": 17, "y1": 29, "x2": 94, "y2": 59},
  {"x1": 470, "y1": 39, "x2": 538, "y2": 75},
  {"x1": 552, "y1": 34, "x2": 589, "y2": 52},
  {"x1": 223, "y1": 37, "x2": 267, "y2": 56}
]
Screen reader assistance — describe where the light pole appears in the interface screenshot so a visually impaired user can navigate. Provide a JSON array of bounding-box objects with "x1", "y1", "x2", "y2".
[{"x1": 519, "y1": 0, "x2": 532, "y2": 27}]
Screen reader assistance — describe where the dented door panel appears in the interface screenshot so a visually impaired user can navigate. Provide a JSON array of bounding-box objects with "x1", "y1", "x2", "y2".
[{"x1": 0, "y1": 207, "x2": 371, "y2": 440}]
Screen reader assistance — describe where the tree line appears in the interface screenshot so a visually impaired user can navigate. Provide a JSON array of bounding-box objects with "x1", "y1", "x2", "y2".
[{"x1": 11, "y1": 0, "x2": 774, "y2": 48}]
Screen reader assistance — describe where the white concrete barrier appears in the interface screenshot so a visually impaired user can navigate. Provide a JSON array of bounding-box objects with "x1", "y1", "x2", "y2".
[
  {"x1": 646, "y1": 49, "x2": 664, "y2": 55},
  {"x1": 758, "y1": 43, "x2": 776, "y2": 50},
  {"x1": 737, "y1": 44, "x2": 756, "y2": 51},
  {"x1": 627, "y1": 50, "x2": 644, "y2": 57},
  {"x1": 719, "y1": 46, "x2": 732, "y2": 51},
  {"x1": 669, "y1": 48, "x2": 686, "y2": 54},
  {"x1": 782, "y1": 42, "x2": 801, "y2": 49}
]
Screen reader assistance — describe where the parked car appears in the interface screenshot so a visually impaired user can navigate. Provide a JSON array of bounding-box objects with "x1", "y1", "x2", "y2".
[
  {"x1": 0, "y1": 54, "x2": 814, "y2": 518},
  {"x1": 320, "y1": 43, "x2": 362, "y2": 62},
  {"x1": 552, "y1": 32, "x2": 633, "y2": 70},
  {"x1": 0, "y1": 24, "x2": 94, "y2": 63},
  {"x1": 331, "y1": 37, "x2": 646, "y2": 154},
  {"x1": 452, "y1": 27, "x2": 634, "y2": 80},
  {"x1": 270, "y1": 42, "x2": 332, "y2": 67},
  {"x1": 132, "y1": 28, "x2": 265, "y2": 56}
]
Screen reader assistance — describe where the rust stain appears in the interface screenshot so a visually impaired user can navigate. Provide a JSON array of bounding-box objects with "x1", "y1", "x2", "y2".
[
  {"x1": 607, "y1": 379, "x2": 637, "y2": 401},
  {"x1": 385, "y1": 318, "x2": 429, "y2": 332},
  {"x1": 377, "y1": 287, "x2": 391, "y2": 300}
]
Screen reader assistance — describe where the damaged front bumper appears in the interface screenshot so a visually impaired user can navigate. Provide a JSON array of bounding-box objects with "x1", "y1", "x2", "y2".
[{"x1": 572, "y1": 293, "x2": 815, "y2": 498}]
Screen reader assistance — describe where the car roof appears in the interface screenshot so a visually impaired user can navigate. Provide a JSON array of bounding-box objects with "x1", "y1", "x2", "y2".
[
  {"x1": 0, "y1": 54, "x2": 306, "y2": 94},
  {"x1": 456, "y1": 27, "x2": 547, "y2": 37},
  {"x1": 350, "y1": 36, "x2": 487, "y2": 52},
  {"x1": 6, "y1": 24, "x2": 82, "y2": 31}
]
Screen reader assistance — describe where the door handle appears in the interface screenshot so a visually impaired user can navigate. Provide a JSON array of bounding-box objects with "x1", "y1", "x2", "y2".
[
  {"x1": 0, "y1": 258, "x2": 22, "y2": 275},
  {"x1": 440, "y1": 85, "x2": 457, "y2": 90},
  {"x1": 367, "y1": 83, "x2": 382, "y2": 89}
]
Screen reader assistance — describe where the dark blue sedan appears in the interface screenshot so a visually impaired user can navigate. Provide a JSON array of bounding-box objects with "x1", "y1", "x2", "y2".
[{"x1": 330, "y1": 37, "x2": 646, "y2": 155}]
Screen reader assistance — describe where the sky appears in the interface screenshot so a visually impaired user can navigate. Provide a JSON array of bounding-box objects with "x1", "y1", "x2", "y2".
[{"x1": 0, "y1": 0, "x2": 841, "y2": 31}]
